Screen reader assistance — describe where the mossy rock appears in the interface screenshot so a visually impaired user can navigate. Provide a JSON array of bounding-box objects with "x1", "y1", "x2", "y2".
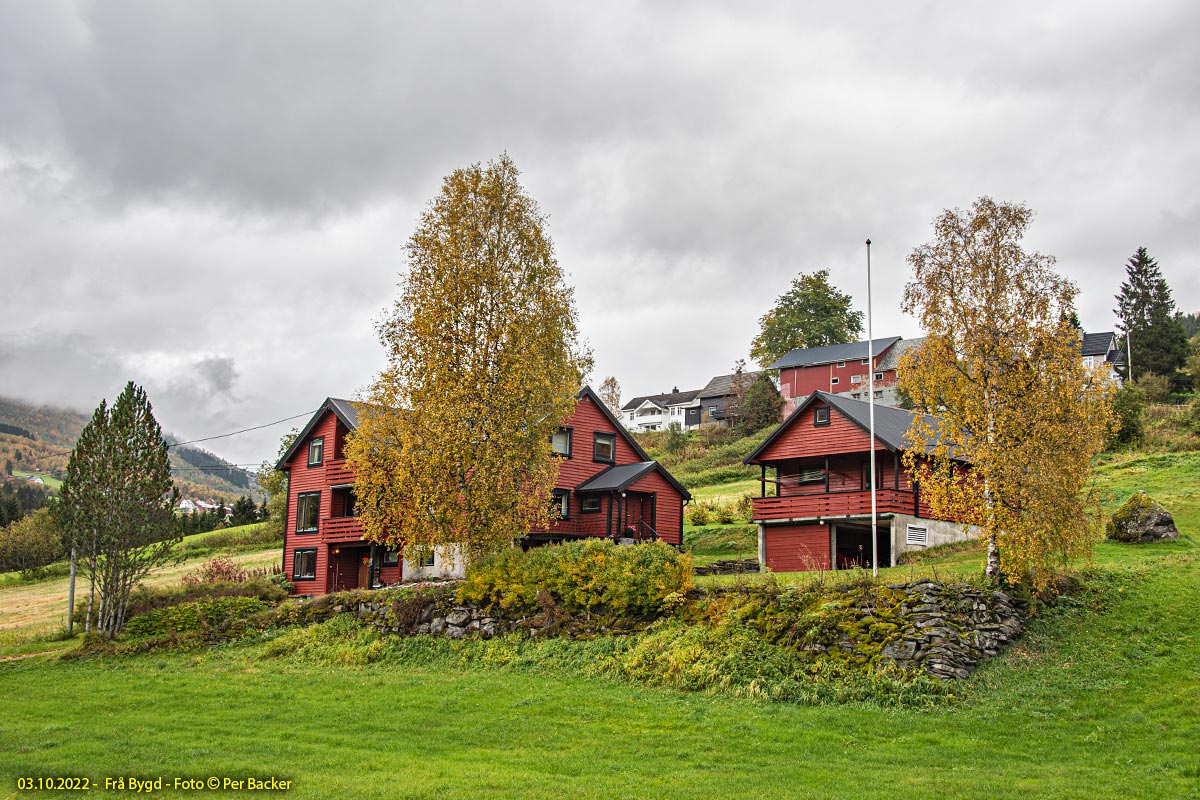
[{"x1": 1106, "y1": 491, "x2": 1180, "y2": 543}]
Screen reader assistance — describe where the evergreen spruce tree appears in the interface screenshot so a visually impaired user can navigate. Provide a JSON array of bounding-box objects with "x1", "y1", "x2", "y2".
[
  {"x1": 58, "y1": 382, "x2": 179, "y2": 637},
  {"x1": 1115, "y1": 247, "x2": 1189, "y2": 383}
]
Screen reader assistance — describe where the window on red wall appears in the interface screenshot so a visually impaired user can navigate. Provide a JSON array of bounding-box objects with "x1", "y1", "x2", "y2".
[
  {"x1": 593, "y1": 432, "x2": 616, "y2": 463},
  {"x1": 292, "y1": 549, "x2": 316, "y2": 580}
]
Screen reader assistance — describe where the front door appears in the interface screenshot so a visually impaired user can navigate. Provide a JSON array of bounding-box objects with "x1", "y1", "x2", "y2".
[{"x1": 357, "y1": 554, "x2": 370, "y2": 589}]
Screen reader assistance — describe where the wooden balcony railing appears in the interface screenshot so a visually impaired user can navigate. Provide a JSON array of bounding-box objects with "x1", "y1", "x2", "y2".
[
  {"x1": 325, "y1": 459, "x2": 356, "y2": 485},
  {"x1": 322, "y1": 515, "x2": 365, "y2": 540},
  {"x1": 751, "y1": 490, "x2": 914, "y2": 522}
]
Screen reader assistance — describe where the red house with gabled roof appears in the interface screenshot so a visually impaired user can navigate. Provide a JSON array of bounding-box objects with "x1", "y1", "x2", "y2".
[
  {"x1": 769, "y1": 337, "x2": 905, "y2": 415},
  {"x1": 743, "y1": 390, "x2": 974, "y2": 573},
  {"x1": 277, "y1": 387, "x2": 690, "y2": 595}
]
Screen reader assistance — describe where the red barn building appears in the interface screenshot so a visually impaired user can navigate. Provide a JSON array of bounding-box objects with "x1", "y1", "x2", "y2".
[
  {"x1": 277, "y1": 387, "x2": 690, "y2": 595},
  {"x1": 744, "y1": 391, "x2": 974, "y2": 573}
]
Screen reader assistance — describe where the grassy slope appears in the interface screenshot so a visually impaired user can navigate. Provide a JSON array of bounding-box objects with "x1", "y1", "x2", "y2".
[
  {"x1": 0, "y1": 551, "x2": 1196, "y2": 799},
  {"x1": 0, "y1": 523, "x2": 280, "y2": 648},
  {"x1": 11, "y1": 469, "x2": 63, "y2": 491},
  {"x1": 0, "y1": 454, "x2": 1197, "y2": 798}
]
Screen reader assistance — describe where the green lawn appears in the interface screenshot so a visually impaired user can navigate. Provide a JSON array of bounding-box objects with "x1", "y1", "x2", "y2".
[
  {"x1": 2, "y1": 547, "x2": 1197, "y2": 799},
  {"x1": 2, "y1": 453, "x2": 1198, "y2": 798}
]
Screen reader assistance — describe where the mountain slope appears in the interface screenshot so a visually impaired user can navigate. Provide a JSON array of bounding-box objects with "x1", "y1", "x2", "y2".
[{"x1": 0, "y1": 396, "x2": 257, "y2": 500}]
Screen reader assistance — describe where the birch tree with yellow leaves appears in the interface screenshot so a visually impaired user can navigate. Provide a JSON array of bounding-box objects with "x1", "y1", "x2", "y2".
[
  {"x1": 899, "y1": 198, "x2": 1114, "y2": 592},
  {"x1": 346, "y1": 154, "x2": 592, "y2": 562}
]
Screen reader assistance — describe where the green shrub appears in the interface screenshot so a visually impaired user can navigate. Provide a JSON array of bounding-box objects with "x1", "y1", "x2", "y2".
[
  {"x1": 123, "y1": 596, "x2": 271, "y2": 639},
  {"x1": 74, "y1": 576, "x2": 287, "y2": 627},
  {"x1": 713, "y1": 501, "x2": 737, "y2": 525},
  {"x1": 458, "y1": 539, "x2": 694, "y2": 618},
  {"x1": 686, "y1": 503, "x2": 712, "y2": 526}
]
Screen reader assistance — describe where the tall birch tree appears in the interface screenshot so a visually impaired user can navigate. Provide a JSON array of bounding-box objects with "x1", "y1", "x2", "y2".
[
  {"x1": 346, "y1": 154, "x2": 592, "y2": 562},
  {"x1": 899, "y1": 198, "x2": 1113, "y2": 591}
]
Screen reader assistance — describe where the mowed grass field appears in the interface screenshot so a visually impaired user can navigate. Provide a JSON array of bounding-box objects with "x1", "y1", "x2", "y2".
[{"x1": 0, "y1": 453, "x2": 1197, "y2": 798}]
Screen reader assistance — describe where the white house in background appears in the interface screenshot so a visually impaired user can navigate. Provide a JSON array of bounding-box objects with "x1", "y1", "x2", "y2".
[
  {"x1": 1081, "y1": 331, "x2": 1125, "y2": 384},
  {"x1": 621, "y1": 387, "x2": 701, "y2": 432},
  {"x1": 177, "y1": 498, "x2": 198, "y2": 513}
]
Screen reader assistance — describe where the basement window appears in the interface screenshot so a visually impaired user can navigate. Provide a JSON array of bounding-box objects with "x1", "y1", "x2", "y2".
[
  {"x1": 382, "y1": 549, "x2": 399, "y2": 567},
  {"x1": 906, "y1": 525, "x2": 928, "y2": 546},
  {"x1": 415, "y1": 547, "x2": 436, "y2": 568},
  {"x1": 292, "y1": 548, "x2": 316, "y2": 581}
]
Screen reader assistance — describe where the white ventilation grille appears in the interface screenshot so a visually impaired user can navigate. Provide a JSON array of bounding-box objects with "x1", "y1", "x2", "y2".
[{"x1": 906, "y1": 524, "x2": 928, "y2": 546}]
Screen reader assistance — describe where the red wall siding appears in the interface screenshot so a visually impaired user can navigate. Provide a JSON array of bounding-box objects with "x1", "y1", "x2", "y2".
[
  {"x1": 764, "y1": 523, "x2": 831, "y2": 572},
  {"x1": 757, "y1": 402, "x2": 885, "y2": 462},
  {"x1": 628, "y1": 469, "x2": 684, "y2": 545},
  {"x1": 286, "y1": 395, "x2": 690, "y2": 595},
  {"x1": 283, "y1": 410, "x2": 340, "y2": 594},
  {"x1": 534, "y1": 395, "x2": 687, "y2": 542}
]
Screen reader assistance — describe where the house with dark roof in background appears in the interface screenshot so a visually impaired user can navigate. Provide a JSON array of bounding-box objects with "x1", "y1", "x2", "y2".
[
  {"x1": 694, "y1": 370, "x2": 764, "y2": 427},
  {"x1": 1080, "y1": 331, "x2": 1124, "y2": 384},
  {"x1": 620, "y1": 387, "x2": 701, "y2": 432},
  {"x1": 743, "y1": 390, "x2": 978, "y2": 573},
  {"x1": 277, "y1": 388, "x2": 691, "y2": 596}
]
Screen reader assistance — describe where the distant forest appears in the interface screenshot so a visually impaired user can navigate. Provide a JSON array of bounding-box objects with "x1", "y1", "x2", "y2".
[
  {"x1": 1180, "y1": 311, "x2": 1200, "y2": 338},
  {"x1": 170, "y1": 442, "x2": 253, "y2": 491}
]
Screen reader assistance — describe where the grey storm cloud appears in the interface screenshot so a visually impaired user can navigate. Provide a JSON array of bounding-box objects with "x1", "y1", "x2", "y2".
[{"x1": 0, "y1": 1, "x2": 1197, "y2": 464}]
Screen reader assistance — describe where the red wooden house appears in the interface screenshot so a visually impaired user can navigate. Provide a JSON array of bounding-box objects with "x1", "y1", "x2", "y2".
[
  {"x1": 743, "y1": 390, "x2": 972, "y2": 573},
  {"x1": 770, "y1": 337, "x2": 904, "y2": 416},
  {"x1": 277, "y1": 387, "x2": 690, "y2": 595}
]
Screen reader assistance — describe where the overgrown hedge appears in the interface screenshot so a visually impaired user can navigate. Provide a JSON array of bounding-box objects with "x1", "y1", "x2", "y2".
[{"x1": 458, "y1": 539, "x2": 694, "y2": 618}]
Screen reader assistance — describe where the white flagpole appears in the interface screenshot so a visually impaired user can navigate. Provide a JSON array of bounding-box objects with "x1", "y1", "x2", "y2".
[{"x1": 867, "y1": 239, "x2": 878, "y2": 578}]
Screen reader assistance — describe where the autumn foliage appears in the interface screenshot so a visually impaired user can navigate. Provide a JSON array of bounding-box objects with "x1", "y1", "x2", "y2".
[
  {"x1": 346, "y1": 154, "x2": 591, "y2": 563},
  {"x1": 899, "y1": 198, "x2": 1114, "y2": 591}
]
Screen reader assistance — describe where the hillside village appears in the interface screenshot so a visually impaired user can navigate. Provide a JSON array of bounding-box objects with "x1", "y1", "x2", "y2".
[{"x1": 3, "y1": 4, "x2": 1200, "y2": 798}]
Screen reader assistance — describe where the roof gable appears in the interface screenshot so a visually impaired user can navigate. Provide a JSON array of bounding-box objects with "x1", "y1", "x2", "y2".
[
  {"x1": 577, "y1": 386, "x2": 652, "y2": 462},
  {"x1": 275, "y1": 397, "x2": 359, "y2": 470},
  {"x1": 744, "y1": 391, "x2": 949, "y2": 464},
  {"x1": 1080, "y1": 331, "x2": 1117, "y2": 357}
]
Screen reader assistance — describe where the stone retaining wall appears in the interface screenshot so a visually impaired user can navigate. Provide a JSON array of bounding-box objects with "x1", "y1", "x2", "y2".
[
  {"x1": 694, "y1": 558, "x2": 761, "y2": 576},
  {"x1": 296, "y1": 576, "x2": 1025, "y2": 681}
]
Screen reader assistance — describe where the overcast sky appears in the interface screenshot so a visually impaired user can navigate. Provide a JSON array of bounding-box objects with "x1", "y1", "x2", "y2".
[{"x1": 1, "y1": 1, "x2": 1197, "y2": 467}]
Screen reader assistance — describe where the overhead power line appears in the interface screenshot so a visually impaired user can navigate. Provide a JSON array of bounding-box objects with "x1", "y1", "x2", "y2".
[{"x1": 167, "y1": 410, "x2": 316, "y2": 449}]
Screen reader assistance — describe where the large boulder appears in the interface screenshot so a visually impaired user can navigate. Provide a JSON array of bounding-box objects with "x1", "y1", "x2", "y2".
[{"x1": 1106, "y1": 491, "x2": 1180, "y2": 543}]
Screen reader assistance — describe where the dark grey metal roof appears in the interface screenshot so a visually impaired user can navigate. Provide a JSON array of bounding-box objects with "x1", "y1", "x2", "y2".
[
  {"x1": 767, "y1": 337, "x2": 902, "y2": 370},
  {"x1": 697, "y1": 371, "x2": 764, "y2": 400},
  {"x1": 328, "y1": 397, "x2": 360, "y2": 430},
  {"x1": 621, "y1": 388, "x2": 701, "y2": 412},
  {"x1": 744, "y1": 390, "x2": 955, "y2": 464},
  {"x1": 1081, "y1": 331, "x2": 1116, "y2": 357},
  {"x1": 875, "y1": 337, "x2": 925, "y2": 372},
  {"x1": 576, "y1": 461, "x2": 659, "y2": 492}
]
